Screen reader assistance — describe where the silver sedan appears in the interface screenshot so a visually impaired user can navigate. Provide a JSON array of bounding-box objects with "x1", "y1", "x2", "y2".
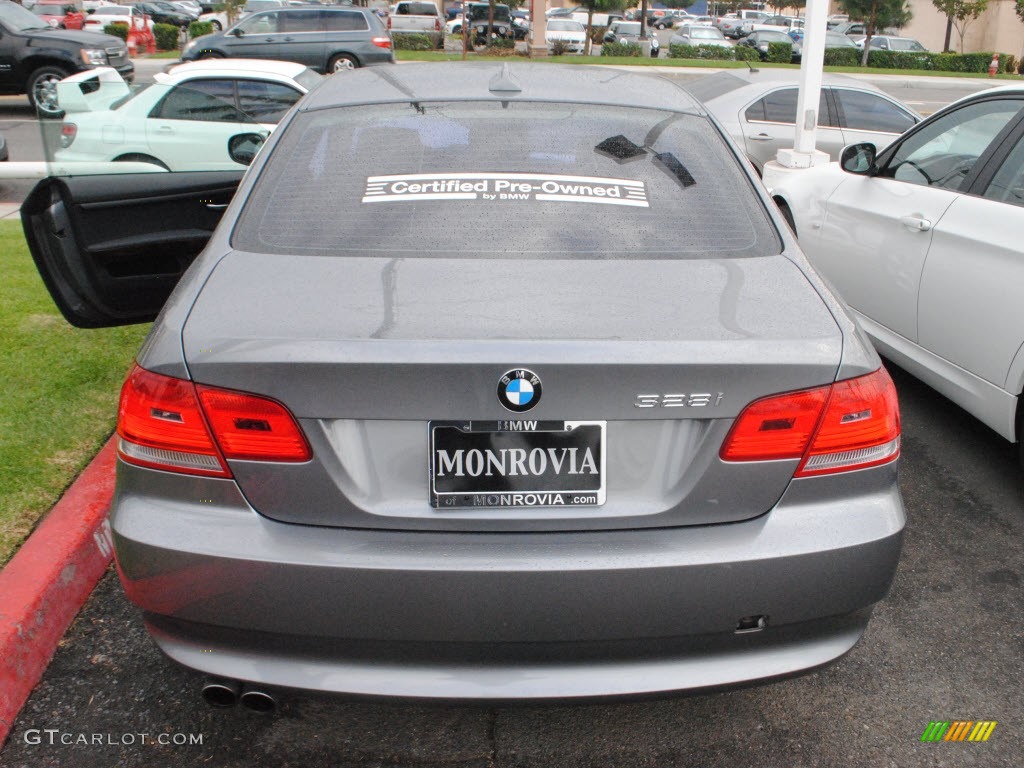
[{"x1": 687, "y1": 69, "x2": 921, "y2": 174}]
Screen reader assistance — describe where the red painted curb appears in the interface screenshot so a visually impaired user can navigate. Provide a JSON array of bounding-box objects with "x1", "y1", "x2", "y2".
[{"x1": 0, "y1": 437, "x2": 117, "y2": 746}]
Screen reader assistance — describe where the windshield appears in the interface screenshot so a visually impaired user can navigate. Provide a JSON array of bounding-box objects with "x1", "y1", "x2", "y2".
[
  {"x1": 757, "y1": 31, "x2": 791, "y2": 42},
  {"x1": 548, "y1": 20, "x2": 583, "y2": 32},
  {"x1": 233, "y1": 101, "x2": 777, "y2": 260},
  {"x1": 0, "y1": 1, "x2": 54, "y2": 30},
  {"x1": 613, "y1": 22, "x2": 640, "y2": 35},
  {"x1": 825, "y1": 32, "x2": 856, "y2": 47},
  {"x1": 467, "y1": 4, "x2": 510, "y2": 23},
  {"x1": 690, "y1": 28, "x2": 723, "y2": 39}
]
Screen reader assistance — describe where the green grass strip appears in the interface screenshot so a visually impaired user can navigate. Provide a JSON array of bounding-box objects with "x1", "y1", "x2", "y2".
[{"x1": 0, "y1": 221, "x2": 149, "y2": 566}]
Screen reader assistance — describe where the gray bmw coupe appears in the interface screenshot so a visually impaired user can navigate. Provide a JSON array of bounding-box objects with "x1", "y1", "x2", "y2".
[{"x1": 24, "y1": 62, "x2": 904, "y2": 705}]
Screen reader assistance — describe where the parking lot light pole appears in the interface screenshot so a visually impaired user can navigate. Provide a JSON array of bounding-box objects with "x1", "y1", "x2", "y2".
[
  {"x1": 762, "y1": 0, "x2": 830, "y2": 190},
  {"x1": 529, "y1": 0, "x2": 547, "y2": 57}
]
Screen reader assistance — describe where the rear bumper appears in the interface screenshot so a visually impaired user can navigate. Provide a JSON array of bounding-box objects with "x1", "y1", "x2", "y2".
[{"x1": 111, "y1": 460, "x2": 904, "y2": 699}]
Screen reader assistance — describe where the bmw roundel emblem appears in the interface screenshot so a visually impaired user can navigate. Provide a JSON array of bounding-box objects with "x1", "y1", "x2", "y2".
[{"x1": 498, "y1": 369, "x2": 542, "y2": 413}]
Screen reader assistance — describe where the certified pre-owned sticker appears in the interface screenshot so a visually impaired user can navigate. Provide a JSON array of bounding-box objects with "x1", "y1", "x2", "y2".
[{"x1": 362, "y1": 173, "x2": 648, "y2": 207}]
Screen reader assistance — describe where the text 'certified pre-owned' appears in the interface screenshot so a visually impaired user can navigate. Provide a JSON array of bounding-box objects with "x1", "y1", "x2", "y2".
[{"x1": 362, "y1": 173, "x2": 649, "y2": 207}]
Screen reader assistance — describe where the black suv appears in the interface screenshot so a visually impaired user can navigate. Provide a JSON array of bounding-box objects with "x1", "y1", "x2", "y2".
[{"x1": 0, "y1": 0, "x2": 132, "y2": 117}]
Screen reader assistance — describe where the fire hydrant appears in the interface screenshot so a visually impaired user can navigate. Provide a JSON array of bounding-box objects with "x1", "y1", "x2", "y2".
[{"x1": 988, "y1": 53, "x2": 1000, "y2": 78}]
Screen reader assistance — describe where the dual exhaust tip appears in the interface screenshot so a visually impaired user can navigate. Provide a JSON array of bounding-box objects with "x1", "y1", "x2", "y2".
[{"x1": 201, "y1": 679, "x2": 276, "y2": 712}]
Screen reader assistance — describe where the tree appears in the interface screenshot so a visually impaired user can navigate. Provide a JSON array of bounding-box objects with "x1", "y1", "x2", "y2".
[
  {"x1": 839, "y1": 0, "x2": 913, "y2": 65},
  {"x1": 576, "y1": 0, "x2": 627, "y2": 55},
  {"x1": 1018, "y1": 0, "x2": 1024, "y2": 20},
  {"x1": 932, "y1": 0, "x2": 988, "y2": 53},
  {"x1": 768, "y1": 0, "x2": 806, "y2": 13}
]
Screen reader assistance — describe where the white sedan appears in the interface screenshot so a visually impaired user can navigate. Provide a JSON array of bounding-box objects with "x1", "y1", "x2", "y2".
[
  {"x1": 771, "y1": 86, "x2": 1024, "y2": 462},
  {"x1": 82, "y1": 4, "x2": 155, "y2": 30},
  {"x1": 53, "y1": 59, "x2": 322, "y2": 171},
  {"x1": 545, "y1": 19, "x2": 586, "y2": 53}
]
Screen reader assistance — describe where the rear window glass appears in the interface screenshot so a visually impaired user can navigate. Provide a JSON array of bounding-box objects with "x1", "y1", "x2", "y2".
[
  {"x1": 398, "y1": 2, "x2": 439, "y2": 15},
  {"x1": 233, "y1": 101, "x2": 778, "y2": 259}
]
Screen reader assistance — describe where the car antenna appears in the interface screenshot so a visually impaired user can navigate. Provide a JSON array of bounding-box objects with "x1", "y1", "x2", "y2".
[{"x1": 744, "y1": 60, "x2": 760, "y2": 74}]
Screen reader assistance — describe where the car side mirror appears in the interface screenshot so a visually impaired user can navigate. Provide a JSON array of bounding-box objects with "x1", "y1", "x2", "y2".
[
  {"x1": 840, "y1": 142, "x2": 877, "y2": 175},
  {"x1": 228, "y1": 133, "x2": 265, "y2": 166},
  {"x1": 230, "y1": 28, "x2": 244, "y2": 37}
]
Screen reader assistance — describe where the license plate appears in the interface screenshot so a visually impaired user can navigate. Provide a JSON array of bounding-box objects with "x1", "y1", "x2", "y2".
[{"x1": 429, "y1": 420, "x2": 606, "y2": 508}]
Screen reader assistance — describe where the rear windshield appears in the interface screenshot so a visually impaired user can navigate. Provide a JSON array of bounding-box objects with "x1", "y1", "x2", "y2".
[
  {"x1": 233, "y1": 101, "x2": 778, "y2": 259},
  {"x1": 398, "y1": 2, "x2": 439, "y2": 15}
]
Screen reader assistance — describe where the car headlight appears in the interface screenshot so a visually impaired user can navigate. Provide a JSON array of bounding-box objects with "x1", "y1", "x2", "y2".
[{"x1": 81, "y1": 47, "x2": 109, "y2": 65}]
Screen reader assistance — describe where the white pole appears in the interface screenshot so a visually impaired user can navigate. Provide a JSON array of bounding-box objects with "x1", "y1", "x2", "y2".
[{"x1": 772, "y1": 0, "x2": 830, "y2": 170}]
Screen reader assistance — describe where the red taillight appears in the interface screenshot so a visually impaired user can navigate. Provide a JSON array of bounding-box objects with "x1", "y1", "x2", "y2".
[
  {"x1": 720, "y1": 367, "x2": 900, "y2": 477},
  {"x1": 386, "y1": 16, "x2": 391, "y2": 29},
  {"x1": 434, "y1": 18, "x2": 441, "y2": 32},
  {"x1": 117, "y1": 365, "x2": 310, "y2": 477},
  {"x1": 197, "y1": 387, "x2": 311, "y2": 462},
  {"x1": 60, "y1": 123, "x2": 77, "y2": 149},
  {"x1": 372, "y1": 35, "x2": 392, "y2": 49},
  {"x1": 797, "y1": 367, "x2": 900, "y2": 476}
]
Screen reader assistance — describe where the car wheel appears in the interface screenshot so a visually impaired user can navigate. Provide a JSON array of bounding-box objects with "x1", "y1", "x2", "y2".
[
  {"x1": 114, "y1": 153, "x2": 171, "y2": 171},
  {"x1": 210, "y1": 20, "x2": 222, "y2": 31},
  {"x1": 329, "y1": 54, "x2": 358, "y2": 73},
  {"x1": 26, "y1": 65, "x2": 70, "y2": 119}
]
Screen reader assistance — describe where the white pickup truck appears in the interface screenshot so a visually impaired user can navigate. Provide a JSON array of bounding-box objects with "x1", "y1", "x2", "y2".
[
  {"x1": 751, "y1": 15, "x2": 804, "y2": 35},
  {"x1": 388, "y1": 1, "x2": 443, "y2": 48}
]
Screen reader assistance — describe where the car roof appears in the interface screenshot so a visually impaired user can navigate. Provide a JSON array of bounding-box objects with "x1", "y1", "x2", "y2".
[
  {"x1": 163, "y1": 58, "x2": 311, "y2": 80},
  {"x1": 299, "y1": 62, "x2": 703, "y2": 113},
  {"x1": 685, "y1": 70, "x2": 905, "y2": 111},
  {"x1": 701, "y1": 68, "x2": 881, "y2": 91}
]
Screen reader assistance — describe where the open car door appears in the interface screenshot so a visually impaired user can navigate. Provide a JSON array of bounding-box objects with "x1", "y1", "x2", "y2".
[
  {"x1": 20, "y1": 63, "x2": 300, "y2": 328},
  {"x1": 22, "y1": 171, "x2": 243, "y2": 328}
]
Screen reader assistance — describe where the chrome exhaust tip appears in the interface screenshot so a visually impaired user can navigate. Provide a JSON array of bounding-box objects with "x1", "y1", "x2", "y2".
[
  {"x1": 201, "y1": 678, "x2": 240, "y2": 708},
  {"x1": 239, "y1": 687, "x2": 276, "y2": 713}
]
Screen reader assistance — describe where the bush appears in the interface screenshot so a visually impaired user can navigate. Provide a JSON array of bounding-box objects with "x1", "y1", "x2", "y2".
[
  {"x1": 393, "y1": 32, "x2": 434, "y2": 50},
  {"x1": 482, "y1": 37, "x2": 516, "y2": 55},
  {"x1": 667, "y1": 43, "x2": 734, "y2": 60},
  {"x1": 823, "y1": 47, "x2": 860, "y2": 66},
  {"x1": 765, "y1": 41, "x2": 792, "y2": 63},
  {"x1": 589, "y1": 25, "x2": 607, "y2": 44},
  {"x1": 867, "y1": 50, "x2": 931, "y2": 70},
  {"x1": 550, "y1": 38, "x2": 570, "y2": 56},
  {"x1": 103, "y1": 22, "x2": 128, "y2": 41},
  {"x1": 602, "y1": 41, "x2": 641, "y2": 57},
  {"x1": 153, "y1": 22, "x2": 180, "y2": 52},
  {"x1": 733, "y1": 45, "x2": 760, "y2": 61},
  {"x1": 188, "y1": 21, "x2": 214, "y2": 38}
]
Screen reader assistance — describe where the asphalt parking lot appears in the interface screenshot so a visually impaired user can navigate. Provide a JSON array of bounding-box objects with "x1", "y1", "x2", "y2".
[{"x1": 1, "y1": 365, "x2": 1021, "y2": 768}]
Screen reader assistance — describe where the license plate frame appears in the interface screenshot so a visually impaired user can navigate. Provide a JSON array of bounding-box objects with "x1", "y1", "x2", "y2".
[{"x1": 429, "y1": 420, "x2": 606, "y2": 509}]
